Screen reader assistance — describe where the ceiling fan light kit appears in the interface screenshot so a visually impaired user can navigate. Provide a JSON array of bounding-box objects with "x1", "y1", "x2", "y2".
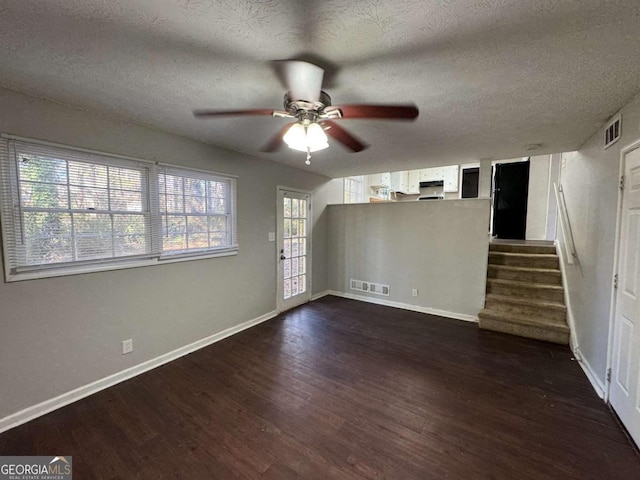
[
  {"x1": 283, "y1": 121, "x2": 329, "y2": 152},
  {"x1": 193, "y1": 60, "x2": 419, "y2": 165}
]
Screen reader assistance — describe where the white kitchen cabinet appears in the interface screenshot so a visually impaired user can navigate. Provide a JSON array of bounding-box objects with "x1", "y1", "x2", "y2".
[
  {"x1": 407, "y1": 169, "x2": 421, "y2": 194},
  {"x1": 390, "y1": 171, "x2": 409, "y2": 193},
  {"x1": 368, "y1": 172, "x2": 390, "y2": 188},
  {"x1": 419, "y1": 167, "x2": 445, "y2": 182},
  {"x1": 443, "y1": 165, "x2": 459, "y2": 192}
]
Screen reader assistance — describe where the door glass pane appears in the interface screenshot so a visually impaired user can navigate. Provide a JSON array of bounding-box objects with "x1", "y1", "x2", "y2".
[
  {"x1": 300, "y1": 200, "x2": 307, "y2": 218},
  {"x1": 284, "y1": 279, "x2": 291, "y2": 299},
  {"x1": 291, "y1": 199, "x2": 299, "y2": 218},
  {"x1": 284, "y1": 219, "x2": 291, "y2": 238},
  {"x1": 284, "y1": 197, "x2": 291, "y2": 217},
  {"x1": 299, "y1": 274, "x2": 306, "y2": 293},
  {"x1": 284, "y1": 259, "x2": 291, "y2": 279}
]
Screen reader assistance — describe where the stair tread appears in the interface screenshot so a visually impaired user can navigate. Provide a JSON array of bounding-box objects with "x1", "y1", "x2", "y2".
[
  {"x1": 488, "y1": 264, "x2": 561, "y2": 274},
  {"x1": 479, "y1": 308, "x2": 570, "y2": 333},
  {"x1": 485, "y1": 293, "x2": 566, "y2": 310},
  {"x1": 489, "y1": 252, "x2": 558, "y2": 259},
  {"x1": 487, "y1": 278, "x2": 564, "y2": 290}
]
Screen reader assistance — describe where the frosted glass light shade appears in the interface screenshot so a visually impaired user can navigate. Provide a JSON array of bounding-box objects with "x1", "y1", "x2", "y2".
[
  {"x1": 283, "y1": 122, "x2": 329, "y2": 152},
  {"x1": 283, "y1": 123, "x2": 306, "y2": 150},
  {"x1": 306, "y1": 123, "x2": 328, "y2": 149}
]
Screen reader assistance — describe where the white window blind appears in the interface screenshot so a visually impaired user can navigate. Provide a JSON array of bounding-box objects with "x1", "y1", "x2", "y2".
[
  {"x1": 157, "y1": 165, "x2": 237, "y2": 257},
  {"x1": 0, "y1": 136, "x2": 238, "y2": 281}
]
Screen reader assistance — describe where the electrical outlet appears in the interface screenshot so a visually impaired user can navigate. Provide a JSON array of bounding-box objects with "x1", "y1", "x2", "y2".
[
  {"x1": 122, "y1": 338, "x2": 133, "y2": 355},
  {"x1": 412, "y1": 289, "x2": 419, "y2": 297}
]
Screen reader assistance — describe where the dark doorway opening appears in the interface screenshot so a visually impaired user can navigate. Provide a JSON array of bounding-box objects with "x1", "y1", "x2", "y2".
[
  {"x1": 492, "y1": 161, "x2": 530, "y2": 240},
  {"x1": 461, "y1": 168, "x2": 479, "y2": 198}
]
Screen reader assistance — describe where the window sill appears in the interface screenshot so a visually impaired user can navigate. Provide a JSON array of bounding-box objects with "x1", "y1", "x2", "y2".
[{"x1": 5, "y1": 249, "x2": 239, "y2": 282}]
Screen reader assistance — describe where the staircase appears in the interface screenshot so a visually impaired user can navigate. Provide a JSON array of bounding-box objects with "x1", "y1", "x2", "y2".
[{"x1": 478, "y1": 242, "x2": 570, "y2": 345}]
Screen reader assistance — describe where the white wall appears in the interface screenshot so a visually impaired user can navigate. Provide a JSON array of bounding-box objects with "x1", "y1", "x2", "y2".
[
  {"x1": 545, "y1": 154, "x2": 562, "y2": 241},
  {"x1": 326, "y1": 199, "x2": 491, "y2": 319},
  {"x1": 526, "y1": 155, "x2": 551, "y2": 240},
  {"x1": 560, "y1": 91, "x2": 640, "y2": 390},
  {"x1": 0, "y1": 88, "x2": 330, "y2": 422}
]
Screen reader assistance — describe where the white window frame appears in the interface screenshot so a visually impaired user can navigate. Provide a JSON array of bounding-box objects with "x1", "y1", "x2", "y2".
[
  {"x1": 0, "y1": 134, "x2": 238, "y2": 282},
  {"x1": 156, "y1": 163, "x2": 238, "y2": 260},
  {"x1": 343, "y1": 175, "x2": 365, "y2": 204}
]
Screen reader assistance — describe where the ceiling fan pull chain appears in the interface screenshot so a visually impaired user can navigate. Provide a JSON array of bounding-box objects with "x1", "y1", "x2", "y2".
[{"x1": 305, "y1": 148, "x2": 311, "y2": 165}]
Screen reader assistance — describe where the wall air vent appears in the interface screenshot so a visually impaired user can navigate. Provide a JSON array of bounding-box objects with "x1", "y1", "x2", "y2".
[
  {"x1": 604, "y1": 114, "x2": 622, "y2": 149},
  {"x1": 350, "y1": 279, "x2": 389, "y2": 296},
  {"x1": 350, "y1": 279, "x2": 369, "y2": 292},
  {"x1": 368, "y1": 282, "x2": 390, "y2": 296}
]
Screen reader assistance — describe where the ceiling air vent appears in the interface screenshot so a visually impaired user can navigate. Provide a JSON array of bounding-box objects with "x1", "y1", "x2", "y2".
[{"x1": 604, "y1": 114, "x2": 622, "y2": 149}]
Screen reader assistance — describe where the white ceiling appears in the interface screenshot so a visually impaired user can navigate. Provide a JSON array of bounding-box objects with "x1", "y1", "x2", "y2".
[{"x1": 1, "y1": 0, "x2": 639, "y2": 178}]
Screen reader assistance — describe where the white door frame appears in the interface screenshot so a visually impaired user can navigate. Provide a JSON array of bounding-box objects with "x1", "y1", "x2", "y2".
[
  {"x1": 605, "y1": 137, "x2": 640, "y2": 403},
  {"x1": 276, "y1": 186, "x2": 312, "y2": 313}
]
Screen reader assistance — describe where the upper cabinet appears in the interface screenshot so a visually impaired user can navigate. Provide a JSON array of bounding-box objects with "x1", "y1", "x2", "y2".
[
  {"x1": 362, "y1": 164, "x2": 459, "y2": 196},
  {"x1": 368, "y1": 172, "x2": 390, "y2": 188},
  {"x1": 420, "y1": 167, "x2": 445, "y2": 182},
  {"x1": 407, "y1": 170, "x2": 421, "y2": 194},
  {"x1": 390, "y1": 171, "x2": 409, "y2": 193},
  {"x1": 443, "y1": 165, "x2": 459, "y2": 192}
]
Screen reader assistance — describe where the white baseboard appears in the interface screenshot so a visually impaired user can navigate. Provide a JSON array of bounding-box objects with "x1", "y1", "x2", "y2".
[
  {"x1": 573, "y1": 347, "x2": 606, "y2": 399},
  {"x1": 555, "y1": 241, "x2": 607, "y2": 400},
  {"x1": 0, "y1": 310, "x2": 278, "y2": 434},
  {"x1": 326, "y1": 290, "x2": 478, "y2": 323},
  {"x1": 311, "y1": 290, "x2": 330, "y2": 301}
]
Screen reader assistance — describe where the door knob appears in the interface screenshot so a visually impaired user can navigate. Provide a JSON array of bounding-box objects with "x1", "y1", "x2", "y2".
[{"x1": 280, "y1": 255, "x2": 286, "y2": 260}]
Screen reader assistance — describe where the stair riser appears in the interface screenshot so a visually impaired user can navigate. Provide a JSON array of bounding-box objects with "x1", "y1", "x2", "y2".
[
  {"x1": 489, "y1": 244, "x2": 556, "y2": 255},
  {"x1": 487, "y1": 283, "x2": 564, "y2": 303},
  {"x1": 484, "y1": 298, "x2": 566, "y2": 321},
  {"x1": 488, "y1": 266, "x2": 561, "y2": 285},
  {"x1": 479, "y1": 317, "x2": 569, "y2": 345},
  {"x1": 489, "y1": 254, "x2": 559, "y2": 269}
]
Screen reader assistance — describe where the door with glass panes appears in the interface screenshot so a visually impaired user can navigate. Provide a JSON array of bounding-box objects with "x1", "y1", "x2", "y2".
[{"x1": 277, "y1": 188, "x2": 311, "y2": 312}]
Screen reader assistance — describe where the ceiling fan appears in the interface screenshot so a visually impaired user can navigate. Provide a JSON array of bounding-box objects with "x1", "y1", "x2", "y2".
[{"x1": 193, "y1": 61, "x2": 419, "y2": 165}]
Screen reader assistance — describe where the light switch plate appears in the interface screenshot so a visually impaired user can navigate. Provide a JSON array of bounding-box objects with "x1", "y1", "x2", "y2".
[{"x1": 268, "y1": 232, "x2": 275, "y2": 242}]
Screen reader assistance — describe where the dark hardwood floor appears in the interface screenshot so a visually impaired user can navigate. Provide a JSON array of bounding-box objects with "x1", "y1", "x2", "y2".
[{"x1": 1, "y1": 296, "x2": 639, "y2": 479}]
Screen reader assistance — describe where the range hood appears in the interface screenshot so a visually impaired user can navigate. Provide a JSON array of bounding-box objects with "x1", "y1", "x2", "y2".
[{"x1": 419, "y1": 180, "x2": 444, "y2": 188}]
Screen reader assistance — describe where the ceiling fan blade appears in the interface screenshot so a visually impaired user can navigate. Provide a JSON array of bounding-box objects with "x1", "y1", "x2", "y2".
[
  {"x1": 321, "y1": 121, "x2": 368, "y2": 153},
  {"x1": 261, "y1": 123, "x2": 296, "y2": 152},
  {"x1": 327, "y1": 104, "x2": 419, "y2": 120},
  {"x1": 193, "y1": 109, "x2": 275, "y2": 117},
  {"x1": 277, "y1": 60, "x2": 324, "y2": 102}
]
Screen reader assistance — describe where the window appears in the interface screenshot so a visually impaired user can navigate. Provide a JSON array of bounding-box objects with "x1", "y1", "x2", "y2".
[
  {"x1": 344, "y1": 175, "x2": 364, "y2": 203},
  {"x1": 0, "y1": 137, "x2": 237, "y2": 281},
  {"x1": 158, "y1": 167, "x2": 236, "y2": 257}
]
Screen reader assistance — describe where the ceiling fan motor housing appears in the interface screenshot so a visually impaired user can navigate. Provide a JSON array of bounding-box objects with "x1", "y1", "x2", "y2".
[{"x1": 284, "y1": 91, "x2": 337, "y2": 120}]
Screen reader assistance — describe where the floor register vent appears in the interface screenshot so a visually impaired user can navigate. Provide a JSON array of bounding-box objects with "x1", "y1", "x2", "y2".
[{"x1": 350, "y1": 279, "x2": 390, "y2": 296}]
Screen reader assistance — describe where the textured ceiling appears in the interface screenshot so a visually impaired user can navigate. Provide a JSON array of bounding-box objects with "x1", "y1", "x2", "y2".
[{"x1": 1, "y1": 0, "x2": 639, "y2": 177}]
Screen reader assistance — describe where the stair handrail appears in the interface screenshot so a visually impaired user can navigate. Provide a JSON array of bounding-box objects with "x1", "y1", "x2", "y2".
[{"x1": 554, "y1": 182, "x2": 577, "y2": 265}]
